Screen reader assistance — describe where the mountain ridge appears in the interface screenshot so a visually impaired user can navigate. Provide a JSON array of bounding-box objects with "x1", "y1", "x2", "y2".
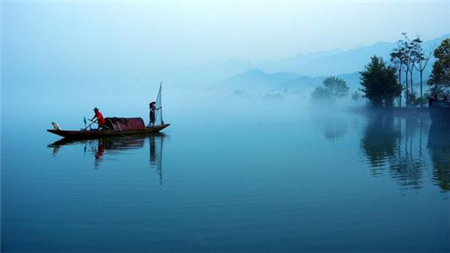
[
  {"x1": 222, "y1": 34, "x2": 449, "y2": 93},
  {"x1": 254, "y1": 34, "x2": 449, "y2": 75}
]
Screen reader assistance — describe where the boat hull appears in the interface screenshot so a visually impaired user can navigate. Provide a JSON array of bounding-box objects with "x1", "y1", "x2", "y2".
[{"x1": 47, "y1": 124, "x2": 170, "y2": 139}]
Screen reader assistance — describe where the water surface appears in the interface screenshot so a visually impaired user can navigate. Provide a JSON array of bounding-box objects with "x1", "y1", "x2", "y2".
[{"x1": 2, "y1": 96, "x2": 449, "y2": 252}]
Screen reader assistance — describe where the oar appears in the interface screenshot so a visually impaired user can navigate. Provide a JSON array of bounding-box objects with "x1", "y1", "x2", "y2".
[{"x1": 83, "y1": 119, "x2": 97, "y2": 131}]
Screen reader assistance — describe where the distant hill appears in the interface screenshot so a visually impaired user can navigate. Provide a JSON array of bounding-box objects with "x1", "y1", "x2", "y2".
[
  {"x1": 222, "y1": 68, "x2": 299, "y2": 90},
  {"x1": 255, "y1": 34, "x2": 449, "y2": 76},
  {"x1": 337, "y1": 72, "x2": 361, "y2": 90},
  {"x1": 222, "y1": 68, "x2": 362, "y2": 93},
  {"x1": 183, "y1": 34, "x2": 449, "y2": 93},
  {"x1": 167, "y1": 34, "x2": 448, "y2": 87},
  {"x1": 221, "y1": 34, "x2": 450, "y2": 95}
]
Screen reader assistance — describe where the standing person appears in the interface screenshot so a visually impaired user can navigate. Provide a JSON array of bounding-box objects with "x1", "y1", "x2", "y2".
[
  {"x1": 149, "y1": 101, "x2": 161, "y2": 127},
  {"x1": 91, "y1": 107, "x2": 106, "y2": 130}
]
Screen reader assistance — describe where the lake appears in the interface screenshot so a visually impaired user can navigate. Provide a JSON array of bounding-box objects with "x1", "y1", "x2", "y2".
[{"x1": 1, "y1": 93, "x2": 449, "y2": 253}]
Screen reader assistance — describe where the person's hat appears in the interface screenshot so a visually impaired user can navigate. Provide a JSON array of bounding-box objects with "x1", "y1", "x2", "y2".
[
  {"x1": 150, "y1": 101, "x2": 156, "y2": 105},
  {"x1": 94, "y1": 107, "x2": 99, "y2": 111}
]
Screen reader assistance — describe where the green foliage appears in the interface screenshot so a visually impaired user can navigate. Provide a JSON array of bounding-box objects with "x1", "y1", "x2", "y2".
[
  {"x1": 322, "y1": 76, "x2": 349, "y2": 99},
  {"x1": 406, "y1": 91, "x2": 423, "y2": 107},
  {"x1": 311, "y1": 86, "x2": 331, "y2": 100},
  {"x1": 428, "y1": 38, "x2": 450, "y2": 89},
  {"x1": 390, "y1": 33, "x2": 414, "y2": 72},
  {"x1": 428, "y1": 85, "x2": 444, "y2": 96},
  {"x1": 351, "y1": 91, "x2": 360, "y2": 102},
  {"x1": 390, "y1": 33, "x2": 433, "y2": 107},
  {"x1": 311, "y1": 76, "x2": 349, "y2": 101},
  {"x1": 360, "y1": 56, "x2": 402, "y2": 107},
  {"x1": 390, "y1": 33, "x2": 411, "y2": 73}
]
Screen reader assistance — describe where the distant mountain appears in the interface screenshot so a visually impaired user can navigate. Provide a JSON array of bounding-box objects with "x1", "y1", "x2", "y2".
[
  {"x1": 337, "y1": 72, "x2": 361, "y2": 90},
  {"x1": 222, "y1": 68, "x2": 362, "y2": 93},
  {"x1": 222, "y1": 68, "x2": 299, "y2": 90},
  {"x1": 255, "y1": 34, "x2": 449, "y2": 76},
  {"x1": 278, "y1": 75, "x2": 322, "y2": 92},
  {"x1": 222, "y1": 34, "x2": 450, "y2": 95},
  {"x1": 166, "y1": 34, "x2": 448, "y2": 88}
]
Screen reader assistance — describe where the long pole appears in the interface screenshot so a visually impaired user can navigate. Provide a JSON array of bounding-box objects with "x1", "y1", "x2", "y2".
[{"x1": 160, "y1": 82, "x2": 164, "y2": 124}]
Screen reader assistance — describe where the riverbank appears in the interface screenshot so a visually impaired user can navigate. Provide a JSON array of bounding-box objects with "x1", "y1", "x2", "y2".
[{"x1": 346, "y1": 106, "x2": 430, "y2": 118}]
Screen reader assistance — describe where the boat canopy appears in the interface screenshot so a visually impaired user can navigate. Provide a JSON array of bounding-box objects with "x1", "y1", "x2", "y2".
[{"x1": 104, "y1": 117, "x2": 146, "y2": 131}]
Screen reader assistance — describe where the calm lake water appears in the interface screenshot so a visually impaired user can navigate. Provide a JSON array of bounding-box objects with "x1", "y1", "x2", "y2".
[{"x1": 1, "y1": 94, "x2": 450, "y2": 253}]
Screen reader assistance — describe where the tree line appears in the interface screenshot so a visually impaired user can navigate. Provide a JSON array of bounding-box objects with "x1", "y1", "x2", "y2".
[
  {"x1": 389, "y1": 33, "x2": 433, "y2": 107},
  {"x1": 311, "y1": 33, "x2": 450, "y2": 108},
  {"x1": 362, "y1": 34, "x2": 449, "y2": 108}
]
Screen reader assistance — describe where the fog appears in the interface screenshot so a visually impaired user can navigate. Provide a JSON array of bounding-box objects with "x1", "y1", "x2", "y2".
[
  {"x1": 3, "y1": 3, "x2": 450, "y2": 252},
  {"x1": 1, "y1": 1, "x2": 449, "y2": 131}
]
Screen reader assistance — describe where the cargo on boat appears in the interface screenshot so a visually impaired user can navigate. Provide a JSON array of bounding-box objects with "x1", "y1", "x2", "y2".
[{"x1": 104, "y1": 117, "x2": 146, "y2": 131}]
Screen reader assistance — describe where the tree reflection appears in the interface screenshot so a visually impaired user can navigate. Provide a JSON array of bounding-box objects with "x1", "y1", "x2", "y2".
[
  {"x1": 428, "y1": 123, "x2": 450, "y2": 191},
  {"x1": 310, "y1": 112, "x2": 349, "y2": 142},
  {"x1": 360, "y1": 115, "x2": 400, "y2": 169},
  {"x1": 360, "y1": 114, "x2": 427, "y2": 190},
  {"x1": 388, "y1": 117, "x2": 425, "y2": 190}
]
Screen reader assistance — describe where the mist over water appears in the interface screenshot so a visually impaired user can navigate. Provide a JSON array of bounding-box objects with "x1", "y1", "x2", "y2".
[
  {"x1": 2, "y1": 87, "x2": 449, "y2": 252},
  {"x1": 2, "y1": 1, "x2": 450, "y2": 251}
]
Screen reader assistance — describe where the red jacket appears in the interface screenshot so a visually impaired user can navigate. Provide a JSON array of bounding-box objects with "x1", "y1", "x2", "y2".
[{"x1": 95, "y1": 111, "x2": 106, "y2": 125}]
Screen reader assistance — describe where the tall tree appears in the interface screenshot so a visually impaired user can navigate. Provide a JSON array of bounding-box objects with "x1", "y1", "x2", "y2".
[
  {"x1": 399, "y1": 33, "x2": 416, "y2": 106},
  {"x1": 360, "y1": 56, "x2": 402, "y2": 107},
  {"x1": 411, "y1": 36, "x2": 433, "y2": 107},
  {"x1": 428, "y1": 38, "x2": 450, "y2": 93},
  {"x1": 391, "y1": 43, "x2": 404, "y2": 106}
]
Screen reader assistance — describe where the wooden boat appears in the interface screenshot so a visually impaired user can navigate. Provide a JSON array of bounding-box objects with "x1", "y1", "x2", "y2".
[
  {"x1": 48, "y1": 83, "x2": 170, "y2": 139},
  {"x1": 47, "y1": 124, "x2": 170, "y2": 139},
  {"x1": 48, "y1": 132, "x2": 165, "y2": 147},
  {"x1": 429, "y1": 98, "x2": 450, "y2": 125}
]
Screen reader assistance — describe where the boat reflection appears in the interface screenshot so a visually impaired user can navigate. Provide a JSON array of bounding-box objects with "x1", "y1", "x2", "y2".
[
  {"x1": 428, "y1": 123, "x2": 450, "y2": 191},
  {"x1": 149, "y1": 134, "x2": 164, "y2": 186},
  {"x1": 49, "y1": 134, "x2": 166, "y2": 183}
]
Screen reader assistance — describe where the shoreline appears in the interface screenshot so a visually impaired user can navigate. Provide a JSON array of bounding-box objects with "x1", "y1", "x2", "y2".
[{"x1": 346, "y1": 106, "x2": 430, "y2": 118}]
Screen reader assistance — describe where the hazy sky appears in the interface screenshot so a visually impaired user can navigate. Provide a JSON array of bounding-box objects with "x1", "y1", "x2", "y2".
[
  {"x1": 1, "y1": 0, "x2": 450, "y2": 120},
  {"x1": 3, "y1": 0, "x2": 450, "y2": 65}
]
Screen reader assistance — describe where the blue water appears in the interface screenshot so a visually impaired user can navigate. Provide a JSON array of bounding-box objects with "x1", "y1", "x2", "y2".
[{"x1": 1, "y1": 95, "x2": 449, "y2": 252}]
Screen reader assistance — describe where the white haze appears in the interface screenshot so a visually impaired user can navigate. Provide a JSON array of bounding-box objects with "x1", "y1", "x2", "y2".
[{"x1": 1, "y1": 1, "x2": 449, "y2": 125}]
